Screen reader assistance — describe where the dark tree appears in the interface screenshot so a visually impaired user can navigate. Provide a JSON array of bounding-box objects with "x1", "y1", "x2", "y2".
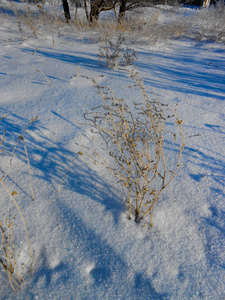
[
  {"x1": 62, "y1": 0, "x2": 71, "y2": 22},
  {"x1": 89, "y1": 0, "x2": 102, "y2": 22},
  {"x1": 89, "y1": 0, "x2": 118, "y2": 23},
  {"x1": 85, "y1": 0, "x2": 153, "y2": 24},
  {"x1": 118, "y1": 0, "x2": 126, "y2": 21},
  {"x1": 118, "y1": 0, "x2": 145, "y2": 22}
]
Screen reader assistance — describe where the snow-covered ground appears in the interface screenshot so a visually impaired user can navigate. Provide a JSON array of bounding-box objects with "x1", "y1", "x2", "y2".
[{"x1": 0, "y1": 1, "x2": 225, "y2": 299}]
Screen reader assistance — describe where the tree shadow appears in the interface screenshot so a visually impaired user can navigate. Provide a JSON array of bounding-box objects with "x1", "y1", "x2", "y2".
[
  {"x1": 204, "y1": 124, "x2": 225, "y2": 135},
  {"x1": 137, "y1": 45, "x2": 225, "y2": 101},
  {"x1": 28, "y1": 247, "x2": 67, "y2": 288},
  {"x1": 184, "y1": 145, "x2": 225, "y2": 193},
  {"x1": 20, "y1": 47, "x2": 130, "y2": 83},
  {"x1": 201, "y1": 208, "x2": 225, "y2": 270},
  {"x1": 161, "y1": 131, "x2": 225, "y2": 197},
  {"x1": 50, "y1": 198, "x2": 170, "y2": 298},
  {"x1": 1, "y1": 111, "x2": 171, "y2": 298},
  {"x1": 135, "y1": 273, "x2": 169, "y2": 300},
  {"x1": 21, "y1": 48, "x2": 101, "y2": 71},
  {"x1": 0, "y1": 110, "x2": 123, "y2": 224}
]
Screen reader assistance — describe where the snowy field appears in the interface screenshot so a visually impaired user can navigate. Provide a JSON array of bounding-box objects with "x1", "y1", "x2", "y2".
[{"x1": 0, "y1": 1, "x2": 225, "y2": 299}]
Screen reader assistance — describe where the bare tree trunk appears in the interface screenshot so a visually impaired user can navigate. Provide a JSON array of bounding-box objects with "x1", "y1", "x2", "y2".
[
  {"x1": 89, "y1": 0, "x2": 118, "y2": 23},
  {"x1": 118, "y1": 0, "x2": 126, "y2": 22},
  {"x1": 84, "y1": 0, "x2": 90, "y2": 22},
  {"x1": 118, "y1": 0, "x2": 142, "y2": 23},
  {"x1": 90, "y1": 0, "x2": 105, "y2": 23},
  {"x1": 62, "y1": 0, "x2": 71, "y2": 22}
]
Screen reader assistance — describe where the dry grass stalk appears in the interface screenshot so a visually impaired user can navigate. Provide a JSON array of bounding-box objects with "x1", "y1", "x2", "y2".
[
  {"x1": 0, "y1": 114, "x2": 36, "y2": 290},
  {"x1": 6, "y1": 0, "x2": 62, "y2": 45},
  {"x1": 0, "y1": 180, "x2": 32, "y2": 261},
  {"x1": 84, "y1": 72, "x2": 185, "y2": 226},
  {"x1": 0, "y1": 215, "x2": 23, "y2": 292}
]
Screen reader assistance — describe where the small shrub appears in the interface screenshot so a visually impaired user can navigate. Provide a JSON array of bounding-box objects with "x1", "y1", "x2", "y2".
[
  {"x1": 98, "y1": 35, "x2": 137, "y2": 69},
  {"x1": 84, "y1": 72, "x2": 185, "y2": 226}
]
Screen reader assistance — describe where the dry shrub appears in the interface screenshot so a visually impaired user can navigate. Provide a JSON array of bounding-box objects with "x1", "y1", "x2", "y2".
[
  {"x1": 84, "y1": 72, "x2": 186, "y2": 226},
  {"x1": 4, "y1": 0, "x2": 64, "y2": 44},
  {"x1": 0, "y1": 114, "x2": 37, "y2": 291},
  {"x1": 98, "y1": 34, "x2": 137, "y2": 69}
]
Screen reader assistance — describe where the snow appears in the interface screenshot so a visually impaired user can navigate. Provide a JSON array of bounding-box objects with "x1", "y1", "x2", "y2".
[{"x1": 0, "y1": 1, "x2": 225, "y2": 299}]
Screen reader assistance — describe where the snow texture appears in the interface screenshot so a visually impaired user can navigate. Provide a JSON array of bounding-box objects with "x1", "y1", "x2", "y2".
[{"x1": 0, "y1": 1, "x2": 225, "y2": 299}]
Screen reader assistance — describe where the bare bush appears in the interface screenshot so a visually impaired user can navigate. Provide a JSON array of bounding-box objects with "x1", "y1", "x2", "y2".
[
  {"x1": 84, "y1": 72, "x2": 186, "y2": 226},
  {"x1": 98, "y1": 35, "x2": 137, "y2": 68}
]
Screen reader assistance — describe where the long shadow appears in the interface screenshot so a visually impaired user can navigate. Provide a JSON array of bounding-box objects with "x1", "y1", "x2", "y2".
[
  {"x1": 184, "y1": 145, "x2": 225, "y2": 193},
  {"x1": 50, "y1": 197, "x2": 170, "y2": 299},
  {"x1": 201, "y1": 208, "x2": 225, "y2": 270},
  {"x1": 61, "y1": 158, "x2": 124, "y2": 225},
  {"x1": 28, "y1": 247, "x2": 67, "y2": 288},
  {"x1": 160, "y1": 118, "x2": 225, "y2": 194},
  {"x1": 20, "y1": 47, "x2": 131, "y2": 83},
  {"x1": 163, "y1": 126, "x2": 225, "y2": 272},
  {"x1": 21, "y1": 48, "x2": 101, "y2": 70},
  {"x1": 0, "y1": 111, "x2": 123, "y2": 224},
  {"x1": 135, "y1": 273, "x2": 169, "y2": 300},
  {"x1": 25, "y1": 202, "x2": 170, "y2": 298},
  {"x1": 0, "y1": 6, "x2": 22, "y2": 15},
  {"x1": 137, "y1": 47, "x2": 225, "y2": 101},
  {"x1": 159, "y1": 116, "x2": 225, "y2": 274},
  {"x1": 162, "y1": 138, "x2": 225, "y2": 197},
  {"x1": 204, "y1": 123, "x2": 225, "y2": 135},
  {"x1": 1, "y1": 111, "x2": 170, "y2": 298}
]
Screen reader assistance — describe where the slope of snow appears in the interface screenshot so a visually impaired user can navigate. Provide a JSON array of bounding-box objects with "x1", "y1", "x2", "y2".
[{"x1": 0, "y1": 2, "x2": 225, "y2": 299}]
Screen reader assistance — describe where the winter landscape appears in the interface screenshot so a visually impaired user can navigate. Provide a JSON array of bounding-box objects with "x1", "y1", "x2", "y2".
[{"x1": 0, "y1": 0, "x2": 225, "y2": 299}]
